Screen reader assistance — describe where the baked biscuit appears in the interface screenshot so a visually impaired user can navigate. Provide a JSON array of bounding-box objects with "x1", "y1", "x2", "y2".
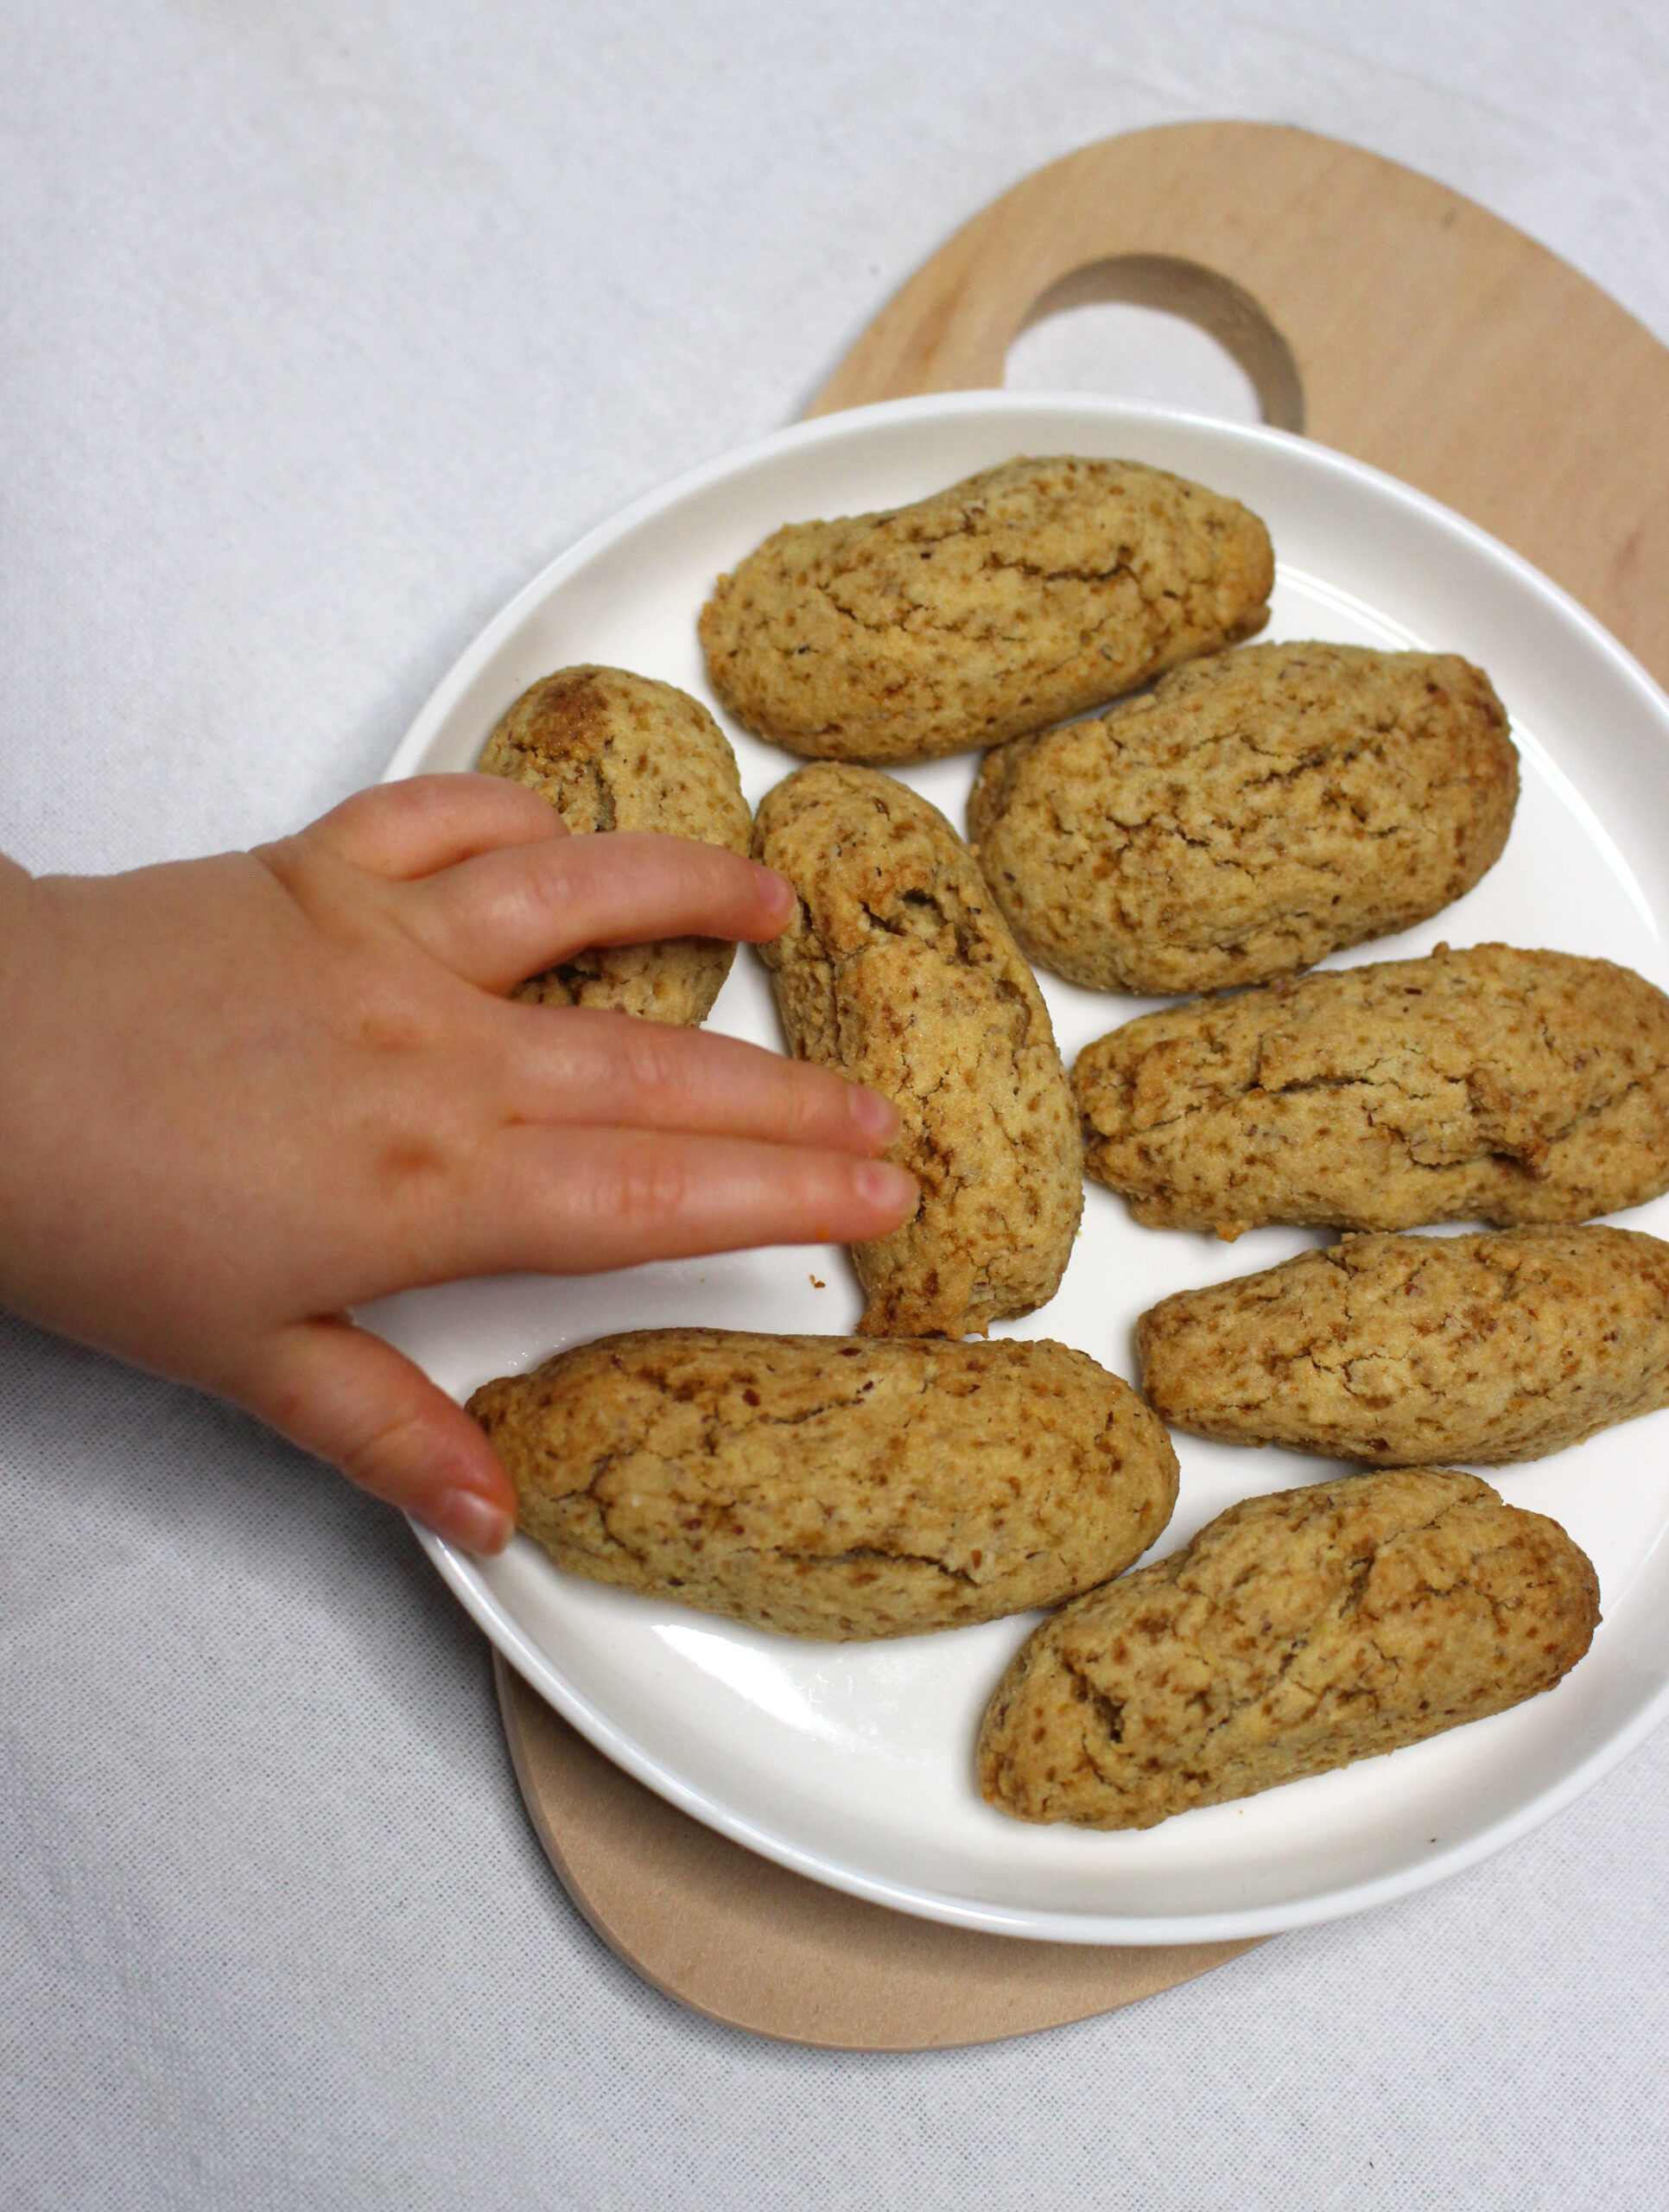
[
  {"x1": 479, "y1": 664, "x2": 753, "y2": 1023},
  {"x1": 977, "y1": 1467, "x2": 1598, "y2": 1828},
  {"x1": 469, "y1": 1330, "x2": 1179, "y2": 1640},
  {"x1": 1138, "y1": 1226, "x2": 1669, "y2": 1465},
  {"x1": 1075, "y1": 943, "x2": 1669, "y2": 1236},
  {"x1": 753, "y1": 763, "x2": 1082, "y2": 1336},
  {"x1": 699, "y1": 456, "x2": 1273, "y2": 764},
  {"x1": 968, "y1": 644, "x2": 1517, "y2": 993}
]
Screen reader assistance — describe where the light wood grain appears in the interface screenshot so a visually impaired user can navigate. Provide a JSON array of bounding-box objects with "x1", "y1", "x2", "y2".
[
  {"x1": 497, "y1": 1657, "x2": 1259, "y2": 2050},
  {"x1": 499, "y1": 120, "x2": 1669, "y2": 2050},
  {"x1": 811, "y1": 121, "x2": 1669, "y2": 690}
]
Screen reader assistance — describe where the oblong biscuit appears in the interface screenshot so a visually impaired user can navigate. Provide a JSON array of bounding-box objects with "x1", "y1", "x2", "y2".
[
  {"x1": 1137, "y1": 1225, "x2": 1669, "y2": 1465},
  {"x1": 469, "y1": 1330, "x2": 1180, "y2": 1640},
  {"x1": 1074, "y1": 943, "x2": 1669, "y2": 1236},
  {"x1": 754, "y1": 762, "x2": 1082, "y2": 1337},
  {"x1": 968, "y1": 644, "x2": 1518, "y2": 993},
  {"x1": 699, "y1": 455, "x2": 1273, "y2": 765},
  {"x1": 977, "y1": 1467, "x2": 1598, "y2": 1828},
  {"x1": 479, "y1": 664, "x2": 753, "y2": 1023}
]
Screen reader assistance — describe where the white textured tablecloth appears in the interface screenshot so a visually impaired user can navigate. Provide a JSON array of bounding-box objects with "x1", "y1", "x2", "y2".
[{"x1": 5, "y1": 5, "x2": 1668, "y2": 2205}]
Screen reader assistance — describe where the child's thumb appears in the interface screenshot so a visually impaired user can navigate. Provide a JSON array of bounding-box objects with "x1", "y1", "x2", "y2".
[{"x1": 238, "y1": 1317, "x2": 517, "y2": 1552}]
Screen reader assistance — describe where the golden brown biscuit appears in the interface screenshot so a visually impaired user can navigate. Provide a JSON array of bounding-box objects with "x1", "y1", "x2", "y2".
[
  {"x1": 699, "y1": 456, "x2": 1273, "y2": 764},
  {"x1": 478, "y1": 664, "x2": 752, "y2": 1023},
  {"x1": 753, "y1": 763, "x2": 1082, "y2": 1337},
  {"x1": 968, "y1": 644, "x2": 1517, "y2": 993},
  {"x1": 977, "y1": 1467, "x2": 1598, "y2": 1828},
  {"x1": 469, "y1": 1330, "x2": 1179, "y2": 1640},
  {"x1": 1075, "y1": 943, "x2": 1669, "y2": 1237},
  {"x1": 1137, "y1": 1226, "x2": 1669, "y2": 1465}
]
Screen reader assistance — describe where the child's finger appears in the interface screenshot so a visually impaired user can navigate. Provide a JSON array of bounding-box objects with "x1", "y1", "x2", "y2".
[
  {"x1": 239, "y1": 1316, "x2": 517, "y2": 1552},
  {"x1": 447, "y1": 1126, "x2": 917, "y2": 1279},
  {"x1": 301, "y1": 774, "x2": 566, "y2": 880},
  {"x1": 506, "y1": 1006, "x2": 898, "y2": 1153},
  {"x1": 397, "y1": 831, "x2": 794, "y2": 990}
]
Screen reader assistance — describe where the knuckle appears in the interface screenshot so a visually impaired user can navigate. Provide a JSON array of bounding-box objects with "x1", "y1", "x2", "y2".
[
  {"x1": 517, "y1": 839, "x2": 591, "y2": 928},
  {"x1": 604, "y1": 1135, "x2": 695, "y2": 1230},
  {"x1": 338, "y1": 1404, "x2": 429, "y2": 1492},
  {"x1": 251, "y1": 830, "x2": 319, "y2": 897},
  {"x1": 252, "y1": 833, "x2": 359, "y2": 939},
  {"x1": 764, "y1": 1055, "x2": 834, "y2": 1145},
  {"x1": 617, "y1": 1017, "x2": 691, "y2": 1105},
  {"x1": 786, "y1": 1064, "x2": 836, "y2": 1139},
  {"x1": 384, "y1": 1127, "x2": 483, "y2": 1254}
]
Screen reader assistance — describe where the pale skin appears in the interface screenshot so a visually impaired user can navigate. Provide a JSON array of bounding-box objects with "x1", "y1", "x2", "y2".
[{"x1": 0, "y1": 774, "x2": 917, "y2": 1554}]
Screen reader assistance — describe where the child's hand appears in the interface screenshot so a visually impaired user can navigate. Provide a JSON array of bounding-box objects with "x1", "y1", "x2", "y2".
[{"x1": 0, "y1": 776, "x2": 914, "y2": 1554}]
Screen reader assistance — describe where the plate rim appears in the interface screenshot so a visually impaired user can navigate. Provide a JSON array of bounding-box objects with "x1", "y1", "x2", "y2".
[
  {"x1": 413, "y1": 1521, "x2": 1669, "y2": 1945},
  {"x1": 390, "y1": 390, "x2": 1669, "y2": 1943},
  {"x1": 384, "y1": 391, "x2": 1669, "y2": 791}
]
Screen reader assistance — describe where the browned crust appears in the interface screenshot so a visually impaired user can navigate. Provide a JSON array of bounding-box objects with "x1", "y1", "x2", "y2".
[
  {"x1": 1073, "y1": 943, "x2": 1669, "y2": 1236},
  {"x1": 1136, "y1": 1225, "x2": 1669, "y2": 1465},
  {"x1": 470, "y1": 1330, "x2": 1179, "y2": 1641},
  {"x1": 977, "y1": 1467, "x2": 1599, "y2": 1828},
  {"x1": 699, "y1": 456, "x2": 1273, "y2": 764},
  {"x1": 968, "y1": 644, "x2": 1518, "y2": 993},
  {"x1": 752, "y1": 763, "x2": 1082, "y2": 1337}
]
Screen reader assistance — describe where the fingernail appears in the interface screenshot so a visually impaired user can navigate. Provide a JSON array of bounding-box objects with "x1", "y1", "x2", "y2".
[
  {"x1": 854, "y1": 1159, "x2": 918, "y2": 1217},
  {"x1": 849, "y1": 1084, "x2": 900, "y2": 1145},
  {"x1": 434, "y1": 1488, "x2": 516, "y2": 1554}
]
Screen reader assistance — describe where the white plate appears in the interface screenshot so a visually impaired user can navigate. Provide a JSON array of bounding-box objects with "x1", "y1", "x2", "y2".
[{"x1": 368, "y1": 394, "x2": 1669, "y2": 1944}]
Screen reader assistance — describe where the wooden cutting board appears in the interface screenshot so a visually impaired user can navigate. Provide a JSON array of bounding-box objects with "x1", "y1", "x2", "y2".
[{"x1": 497, "y1": 120, "x2": 1669, "y2": 2050}]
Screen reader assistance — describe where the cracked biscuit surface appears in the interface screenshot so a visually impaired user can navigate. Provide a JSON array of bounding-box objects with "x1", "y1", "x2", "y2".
[
  {"x1": 468, "y1": 1330, "x2": 1180, "y2": 1640},
  {"x1": 699, "y1": 455, "x2": 1273, "y2": 764},
  {"x1": 1137, "y1": 1225, "x2": 1669, "y2": 1465},
  {"x1": 977, "y1": 1466, "x2": 1598, "y2": 1828},
  {"x1": 753, "y1": 763, "x2": 1082, "y2": 1337},
  {"x1": 1075, "y1": 943, "x2": 1669, "y2": 1236},
  {"x1": 479, "y1": 664, "x2": 753, "y2": 1022},
  {"x1": 968, "y1": 644, "x2": 1517, "y2": 993}
]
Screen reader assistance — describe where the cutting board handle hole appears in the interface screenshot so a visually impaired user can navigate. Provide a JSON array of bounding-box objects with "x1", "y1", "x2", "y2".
[{"x1": 1004, "y1": 254, "x2": 1304, "y2": 434}]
